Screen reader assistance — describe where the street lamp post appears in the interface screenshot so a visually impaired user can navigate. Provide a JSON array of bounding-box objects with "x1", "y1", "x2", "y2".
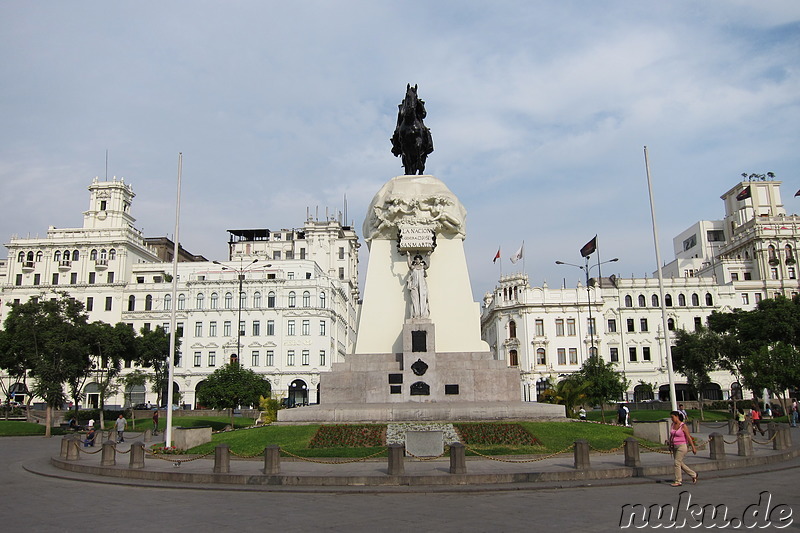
[
  {"x1": 555, "y1": 257, "x2": 619, "y2": 357},
  {"x1": 213, "y1": 259, "x2": 265, "y2": 365}
]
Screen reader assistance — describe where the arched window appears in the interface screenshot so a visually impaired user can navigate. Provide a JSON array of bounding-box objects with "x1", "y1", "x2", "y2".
[
  {"x1": 239, "y1": 291, "x2": 247, "y2": 309},
  {"x1": 268, "y1": 291, "x2": 276, "y2": 308},
  {"x1": 100, "y1": 249, "x2": 107, "y2": 260},
  {"x1": 665, "y1": 294, "x2": 673, "y2": 307},
  {"x1": 509, "y1": 349, "x2": 519, "y2": 367},
  {"x1": 288, "y1": 291, "x2": 296, "y2": 308},
  {"x1": 54, "y1": 251, "x2": 61, "y2": 262},
  {"x1": 63, "y1": 250, "x2": 70, "y2": 260},
  {"x1": 177, "y1": 294, "x2": 186, "y2": 310},
  {"x1": 705, "y1": 293, "x2": 713, "y2": 306},
  {"x1": 768, "y1": 245, "x2": 777, "y2": 260},
  {"x1": 320, "y1": 291, "x2": 326, "y2": 308},
  {"x1": 786, "y1": 244, "x2": 794, "y2": 261},
  {"x1": 253, "y1": 292, "x2": 261, "y2": 308},
  {"x1": 509, "y1": 320, "x2": 517, "y2": 339},
  {"x1": 691, "y1": 293, "x2": 700, "y2": 306},
  {"x1": 668, "y1": 318, "x2": 675, "y2": 330},
  {"x1": 224, "y1": 292, "x2": 232, "y2": 309},
  {"x1": 164, "y1": 294, "x2": 172, "y2": 310},
  {"x1": 678, "y1": 294, "x2": 686, "y2": 306},
  {"x1": 652, "y1": 294, "x2": 659, "y2": 307},
  {"x1": 128, "y1": 295, "x2": 136, "y2": 312},
  {"x1": 26, "y1": 251, "x2": 34, "y2": 262},
  {"x1": 17, "y1": 251, "x2": 24, "y2": 262},
  {"x1": 302, "y1": 291, "x2": 311, "y2": 307},
  {"x1": 536, "y1": 348, "x2": 546, "y2": 365},
  {"x1": 624, "y1": 295, "x2": 633, "y2": 307},
  {"x1": 109, "y1": 249, "x2": 116, "y2": 260},
  {"x1": 638, "y1": 295, "x2": 646, "y2": 307},
  {"x1": 90, "y1": 249, "x2": 97, "y2": 261},
  {"x1": 210, "y1": 292, "x2": 218, "y2": 309},
  {"x1": 145, "y1": 294, "x2": 153, "y2": 311},
  {"x1": 36, "y1": 251, "x2": 43, "y2": 261},
  {"x1": 196, "y1": 293, "x2": 205, "y2": 309}
]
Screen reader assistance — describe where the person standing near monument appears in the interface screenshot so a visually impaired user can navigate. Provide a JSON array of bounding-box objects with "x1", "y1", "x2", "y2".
[
  {"x1": 407, "y1": 253, "x2": 430, "y2": 318},
  {"x1": 115, "y1": 413, "x2": 127, "y2": 443}
]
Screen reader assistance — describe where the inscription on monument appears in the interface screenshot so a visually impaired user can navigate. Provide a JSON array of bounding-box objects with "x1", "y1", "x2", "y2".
[
  {"x1": 399, "y1": 225, "x2": 435, "y2": 251},
  {"x1": 411, "y1": 331, "x2": 427, "y2": 352},
  {"x1": 410, "y1": 382, "x2": 430, "y2": 396}
]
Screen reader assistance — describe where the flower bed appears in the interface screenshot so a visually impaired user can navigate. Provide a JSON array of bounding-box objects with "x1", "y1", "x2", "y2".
[
  {"x1": 453, "y1": 423, "x2": 541, "y2": 446},
  {"x1": 308, "y1": 424, "x2": 387, "y2": 448}
]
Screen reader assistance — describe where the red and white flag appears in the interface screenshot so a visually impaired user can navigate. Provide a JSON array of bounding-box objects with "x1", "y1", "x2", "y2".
[{"x1": 493, "y1": 247, "x2": 501, "y2": 264}]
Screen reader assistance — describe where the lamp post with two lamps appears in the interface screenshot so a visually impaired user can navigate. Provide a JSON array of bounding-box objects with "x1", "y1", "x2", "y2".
[{"x1": 555, "y1": 257, "x2": 619, "y2": 357}]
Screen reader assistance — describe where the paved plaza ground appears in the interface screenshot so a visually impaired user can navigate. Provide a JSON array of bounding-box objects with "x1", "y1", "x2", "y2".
[{"x1": 1, "y1": 426, "x2": 799, "y2": 532}]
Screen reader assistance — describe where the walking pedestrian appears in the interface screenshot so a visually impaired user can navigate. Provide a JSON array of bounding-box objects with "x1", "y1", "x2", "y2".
[
  {"x1": 152, "y1": 410, "x2": 159, "y2": 435},
  {"x1": 667, "y1": 411, "x2": 697, "y2": 487},
  {"x1": 115, "y1": 413, "x2": 127, "y2": 443},
  {"x1": 736, "y1": 408, "x2": 747, "y2": 432},
  {"x1": 750, "y1": 406, "x2": 765, "y2": 436},
  {"x1": 791, "y1": 399, "x2": 798, "y2": 427}
]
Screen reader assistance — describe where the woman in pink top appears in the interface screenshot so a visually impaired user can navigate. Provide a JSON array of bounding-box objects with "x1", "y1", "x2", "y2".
[{"x1": 668, "y1": 411, "x2": 697, "y2": 486}]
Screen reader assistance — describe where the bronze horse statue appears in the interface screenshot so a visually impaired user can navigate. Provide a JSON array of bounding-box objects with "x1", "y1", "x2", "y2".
[{"x1": 391, "y1": 84, "x2": 434, "y2": 175}]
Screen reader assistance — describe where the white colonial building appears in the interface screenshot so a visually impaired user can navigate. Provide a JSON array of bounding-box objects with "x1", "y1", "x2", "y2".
[
  {"x1": 481, "y1": 179, "x2": 800, "y2": 403},
  {"x1": 1, "y1": 177, "x2": 360, "y2": 409}
]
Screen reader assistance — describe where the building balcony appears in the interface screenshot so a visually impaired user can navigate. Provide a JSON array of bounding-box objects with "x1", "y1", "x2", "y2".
[
  {"x1": 94, "y1": 259, "x2": 108, "y2": 270},
  {"x1": 58, "y1": 260, "x2": 72, "y2": 271},
  {"x1": 21, "y1": 261, "x2": 35, "y2": 272}
]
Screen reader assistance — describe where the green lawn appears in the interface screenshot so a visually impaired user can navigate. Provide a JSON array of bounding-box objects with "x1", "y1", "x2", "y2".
[
  {"x1": 184, "y1": 421, "x2": 650, "y2": 457},
  {"x1": 0, "y1": 421, "x2": 67, "y2": 436},
  {"x1": 585, "y1": 409, "x2": 730, "y2": 423}
]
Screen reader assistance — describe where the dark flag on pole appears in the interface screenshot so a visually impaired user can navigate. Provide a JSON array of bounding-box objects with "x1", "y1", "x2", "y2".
[
  {"x1": 794, "y1": 188, "x2": 800, "y2": 198},
  {"x1": 736, "y1": 186, "x2": 751, "y2": 201},
  {"x1": 580, "y1": 235, "x2": 597, "y2": 258}
]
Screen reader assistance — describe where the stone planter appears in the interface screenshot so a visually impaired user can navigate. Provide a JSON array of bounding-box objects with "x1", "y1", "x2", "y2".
[{"x1": 172, "y1": 426, "x2": 212, "y2": 451}]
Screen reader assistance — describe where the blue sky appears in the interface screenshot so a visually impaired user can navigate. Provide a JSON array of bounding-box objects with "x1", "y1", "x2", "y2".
[{"x1": 1, "y1": 1, "x2": 798, "y2": 300}]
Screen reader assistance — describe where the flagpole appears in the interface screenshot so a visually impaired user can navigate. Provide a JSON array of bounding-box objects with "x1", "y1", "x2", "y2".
[
  {"x1": 643, "y1": 146, "x2": 677, "y2": 411},
  {"x1": 165, "y1": 152, "x2": 182, "y2": 448}
]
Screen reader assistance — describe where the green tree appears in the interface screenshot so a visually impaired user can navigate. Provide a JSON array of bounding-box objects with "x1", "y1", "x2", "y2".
[
  {"x1": 196, "y1": 362, "x2": 271, "y2": 427},
  {"x1": 672, "y1": 327, "x2": 720, "y2": 420},
  {"x1": 540, "y1": 375, "x2": 591, "y2": 418},
  {"x1": 0, "y1": 293, "x2": 92, "y2": 436},
  {"x1": 86, "y1": 321, "x2": 138, "y2": 428},
  {"x1": 134, "y1": 326, "x2": 177, "y2": 406},
  {"x1": 120, "y1": 369, "x2": 148, "y2": 429},
  {"x1": 574, "y1": 355, "x2": 629, "y2": 422}
]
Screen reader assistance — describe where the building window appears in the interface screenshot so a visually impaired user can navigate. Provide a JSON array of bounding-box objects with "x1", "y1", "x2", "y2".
[
  {"x1": 640, "y1": 318, "x2": 648, "y2": 332},
  {"x1": 164, "y1": 294, "x2": 172, "y2": 310},
  {"x1": 338, "y1": 267, "x2": 344, "y2": 280},
  {"x1": 607, "y1": 319, "x2": 617, "y2": 333},
  {"x1": 569, "y1": 348, "x2": 578, "y2": 365},
  {"x1": 273, "y1": 250, "x2": 281, "y2": 260},
  {"x1": 536, "y1": 348, "x2": 546, "y2": 365},
  {"x1": 224, "y1": 292, "x2": 232, "y2": 309},
  {"x1": 705, "y1": 293, "x2": 713, "y2": 306},
  {"x1": 789, "y1": 267, "x2": 797, "y2": 280},
  {"x1": 144, "y1": 294, "x2": 152, "y2": 311},
  {"x1": 287, "y1": 350, "x2": 295, "y2": 366},
  {"x1": 629, "y1": 347, "x2": 637, "y2": 362},
  {"x1": 638, "y1": 295, "x2": 646, "y2": 307},
  {"x1": 287, "y1": 271, "x2": 294, "y2": 280},
  {"x1": 251, "y1": 351, "x2": 259, "y2": 367},
  {"x1": 319, "y1": 350, "x2": 326, "y2": 366},
  {"x1": 252, "y1": 320, "x2": 260, "y2": 336},
  {"x1": 287, "y1": 320, "x2": 295, "y2": 336},
  {"x1": 509, "y1": 349, "x2": 519, "y2": 367},
  {"x1": 266, "y1": 351, "x2": 274, "y2": 366},
  {"x1": 741, "y1": 293, "x2": 749, "y2": 305},
  {"x1": 566, "y1": 319, "x2": 576, "y2": 336},
  {"x1": 70, "y1": 272, "x2": 78, "y2": 284},
  {"x1": 128, "y1": 295, "x2": 136, "y2": 312},
  {"x1": 223, "y1": 321, "x2": 231, "y2": 337},
  {"x1": 320, "y1": 292, "x2": 326, "y2": 308},
  {"x1": 177, "y1": 294, "x2": 185, "y2": 310},
  {"x1": 239, "y1": 290, "x2": 246, "y2": 309},
  {"x1": 509, "y1": 320, "x2": 518, "y2": 338},
  {"x1": 52, "y1": 273, "x2": 59, "y2": 285},
  {"x1": 89, "y1": 272, "x2": 96, "y2": 284},
  {"x1": 253, "y1": 292, "x2": 261, "y2": 308},
  {"x1": 288, "y1": 291, "x2": 296, "y2": 308},
  {"x1": 555, "y1": 319, "x2": 565, "y2": 336},
  {"x1": 14, "y1": 274, "x2": 21, "y2": 286},
  {"x1": 587, "y1": 318, "x2": 596, "y2": 336},
  {"x1": 208, "y1": 351, "x2": 216, "y2": 367},
  {"x1": 338, "y1": 246, "x2": 345, "y2": 260},
  {"x1": 610, "y1": 347, "x2": 619, "y2": 362},
  {"x1": 626, "y1": 318, "x2": 635, "y2": 333},
  {"x1": 268, "y1": 292, "x2": 276, "y2": 308},
  {"x1": 694, "y1": 317, "x2": 702, "y2": 331},
  {"x1": 267, "y1": 320, "x2": 275, "y2": 336},
  {"x1": 301, "y1": 350, "x2": 310, "y2": 366},
  {"x1": 209, "y1": 321, "x2": 217, "y2": 337},
  {"x1": 196, "y1": 293, "x2": 204, "y2": 309},
  {"x1": 642, "y1": 346, "x2": 651, "y2": 361},
  {"x1": 194, "y1": 352, "x2": 201, "y2": 367},
  {"x1": 744, "y1": 272, "x2": 752, "y2": 280},
  {"x1": 210, "y1": 292, "x2": 218, "y2": 309},
  {"x1": 535, "y1": 319, "x2": 544, "y2": 336},
  {"x1": 319, "y1": 320, "x2": 326, "y2": 336},
  {"x1": 771, "y1": 268, "x2": 779, "y2": 280},
  {"x1": 86, "y1": 297, "x2": 94, "y2": 311},
  {"x1": 33, "y1": 274, "x2": 40, "y2": 285},
  {"x1": 194, "y1": 322, "x2": 203, "y2": 337},
  {"x1": 302, "y1": 320, "x2": 310, "y2": 336},
  {"x1": 731, "y1": 273, "x2": 739, "y2": 281},
  {"x1": 754, "y1": 293, "x2": 762, "y2": 303},
  {"x1": 239, "y1": 321, "x2": 245, "y2": 337},
  {"x1": 665, "y1": 294, "x2": 673, "y2": 307},
  {"x1": 624, "y1": 295, "x2": 633, "y2": 307},
  {"x1": 678, "y1": 294, "x2": 686, "y2": 306},
  {"x1": 557, "y1": 348, "x2": 566, "y2": 365},
  {"x1": 691, "y1": 293, "x2": 699, "y2": 306},
  {"x1": 668, "y1": 318, "x2": 675, "y2": 330},
  {"x1": 105, "y1": 297, "x2": 112, "y2": 311},
  {"x1": 652, "y1": 294, "x2": 659, "y2": 307},
  {"x1": 302, "y1": 291, "x2": 310, "y2": 307}
]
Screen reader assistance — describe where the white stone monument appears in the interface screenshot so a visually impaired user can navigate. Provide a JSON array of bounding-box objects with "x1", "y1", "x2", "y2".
[{"x1": 278, "y1": 174, "x2": 563, "y2": 423}]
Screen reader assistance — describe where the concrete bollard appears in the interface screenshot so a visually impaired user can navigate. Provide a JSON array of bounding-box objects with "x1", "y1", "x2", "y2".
[
  {"x1": 767, "y1": 422, "x2": 778, "y2": 442},
  {"x1": 774, "y1": 428, "x2": 789, "y2": 451},
  {"x1": 449, "y1": 442, "x2": 466, "y2": 474},
  {"x1": 691, "y1": 419, "x2": 700, "y2": 433},
  {"x1": 65, "y1": 436, "x2": 80, "y2": 461},
  {"x1": 129, "y1": 441, "x2": 145, "y2": 469},
  {"x1": 101, "y1": 440, "x2": 116, "y2": 466},
  {"x1": 623, "y1": 437, "x2": 641, "y2": 467},
  {"x1": 388, "y1": 443, "x2": 404, "y2": 476},
  {"x1": 784, "y1": 426, "x2": 793, "y2": 447},
  {"x1": 213, "y1": 443, "x2": 231, "y2": 473},
  {"x1": 144, "y1": 429, "x2": 152, "y2": 443},
  {"x1": 94, "y1": 429, "x2": 105, "y2": 445},
  {"x1": 708, "y1": 432, "x2": 726, "y2": 460},
  {"x1": 61, "y1": 435, "x2": 72, "y2": 458},
  {"x1": 263, "y1": 445, "x2": 281, "y2": 475},
  {"x1": 728, "y1": 419, "x2": 738, "y2": 435},
  {"x1": 737, "y1": 431, "x2": 753, "y2": 457},
  {"x1": 573, "y1": 439, "x2": 590, "y2": 470}
]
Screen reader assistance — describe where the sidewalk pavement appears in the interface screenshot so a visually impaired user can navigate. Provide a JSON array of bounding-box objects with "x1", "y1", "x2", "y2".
[{"x1": 35, "y1": 423, "x2": 800, "y2": 492}]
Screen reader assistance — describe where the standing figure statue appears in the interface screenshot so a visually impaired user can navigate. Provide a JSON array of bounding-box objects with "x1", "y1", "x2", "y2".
[
  {"x1": 406, "y1": 253, "x2": 430, "y2": 318},
  {"x1": 391, "y1": 84, "x2": 434, "y2": 175}
]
